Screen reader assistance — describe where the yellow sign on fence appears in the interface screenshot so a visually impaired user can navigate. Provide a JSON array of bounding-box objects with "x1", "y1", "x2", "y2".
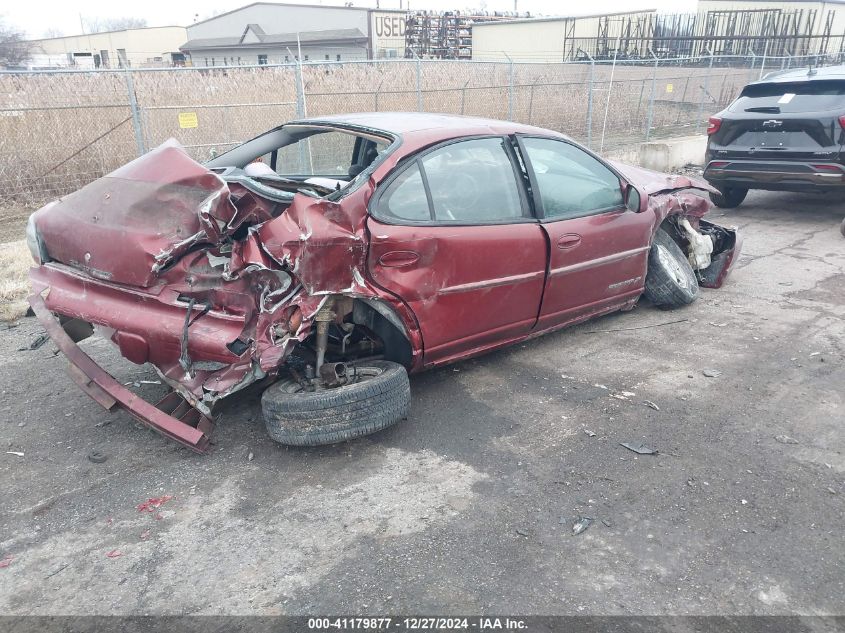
[
  {"x1": 666, "y1": 83, "x2": 674, "y2": 93},
  {"x1": 178, "y1": 112, "x2": 198, "y2": 129}
]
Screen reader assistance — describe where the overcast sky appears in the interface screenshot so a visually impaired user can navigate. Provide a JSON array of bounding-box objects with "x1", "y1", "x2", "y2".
[{"x1": 4, "y1": 0, "x2": 697, "y2": 39}]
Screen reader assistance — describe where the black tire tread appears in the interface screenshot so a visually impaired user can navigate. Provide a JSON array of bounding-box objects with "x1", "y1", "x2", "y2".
[
  {"x1": 644, "y1": 228, "x2": 699, "y2": 308},
  {"x1": 709, "y1": 187, "x2": 747, "y2": 209},
  {"x1": 261, "y1": 360, "x2": 410, "y2": 446}
]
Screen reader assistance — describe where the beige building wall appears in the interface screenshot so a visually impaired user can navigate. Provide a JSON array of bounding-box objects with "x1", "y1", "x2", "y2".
[
  {"x1": 471, "y1": 20, "x2": 570, "y2": 62},
  {"x1": 26, "y1": 26, "x2": 188, "y2": 68},
  {"x1": 471, "y1": 11, "x2": 656, "y2": 62},
  {"x1": 696, "y1": 1, "x2": 845, "y2": 36}
]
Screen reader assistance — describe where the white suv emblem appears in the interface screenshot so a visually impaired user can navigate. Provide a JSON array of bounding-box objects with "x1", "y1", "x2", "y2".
[{"x1": 762, "y1": 120, "x2": 783, "y2": 128}]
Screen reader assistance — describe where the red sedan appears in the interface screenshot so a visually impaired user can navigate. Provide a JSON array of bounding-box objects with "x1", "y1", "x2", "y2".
[{"x1": 27, "y1": 113, "x2": 741, "y2": 451}]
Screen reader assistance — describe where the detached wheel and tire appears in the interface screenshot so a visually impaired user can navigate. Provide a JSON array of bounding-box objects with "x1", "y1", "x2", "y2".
[
  {"x1": 261, "y1": 360, "x2": 410, "y2": 446},
  {"x1": 709, "y1": 186, "x2": 747, "y2": 209},
  {"x1": 644, "y1": 228, "x2": 699, "y2": 308}
]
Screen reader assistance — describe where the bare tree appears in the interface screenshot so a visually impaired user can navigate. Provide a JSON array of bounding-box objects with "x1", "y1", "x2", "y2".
[
  {"x1": 0, "y1": 18, "x2": 33, "y2": 68},
  {"x1": 42, "y1": 28, "x2": 65, "y2": 38},
  {"x1": 82, "y1": 16, "x2": 148, "y2": 33}
]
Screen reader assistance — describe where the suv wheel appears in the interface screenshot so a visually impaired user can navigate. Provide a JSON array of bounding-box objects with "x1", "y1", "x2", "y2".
[{"x1": 709, "y1": 186, "x2": 748, "y2": 209}]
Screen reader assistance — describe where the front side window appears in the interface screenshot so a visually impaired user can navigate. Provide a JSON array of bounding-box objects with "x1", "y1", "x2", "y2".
[
  {"x1": 521, "y1": 137, "x2": 623, "y2": 220},
  {"x1": 376, "y1": 137, "x2": 525, "y2": 224}
]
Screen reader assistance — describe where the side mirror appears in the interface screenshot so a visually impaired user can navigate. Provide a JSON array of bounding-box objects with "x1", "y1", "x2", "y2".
[{"x1": 624, "y1": 184, "x2": 648, "y2": 213}]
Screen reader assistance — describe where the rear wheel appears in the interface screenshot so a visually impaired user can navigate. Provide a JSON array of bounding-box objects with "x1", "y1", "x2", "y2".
[
  {"x1": 709, "y1": 186, "x2": 747, "y2": 209},
  {"x1": 644, "y1": 228, "x2": 699, "y2": 308},
  {"x1": 261, "y1": 360, "x2": 410, "y2": 446}
]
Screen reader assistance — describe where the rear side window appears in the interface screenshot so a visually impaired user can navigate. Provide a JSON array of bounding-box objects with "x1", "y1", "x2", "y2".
[
  {"x1": 731, "y1": 80, "x2": 845, "y2": 113},
  {"x1": 375, "y1": 137, "x2": 526, "y2": 224},
  {"x1": 377, "y1": 162, "x2": 430, "y2": 222}
]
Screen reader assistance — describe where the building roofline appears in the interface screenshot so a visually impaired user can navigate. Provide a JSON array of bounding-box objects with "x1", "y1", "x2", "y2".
[
  {"x1": 470, "y1": 8, "x2": 657, "y2": 28},
  {"x1": 189, "y1": 1, "x2": 405, "y2": 28},
  {"x1": 24, "y1": 25, "x2": 186, "y2": 43},
  {"x1": 181, "y1": 27, "x2": 369, "y2": 51}
]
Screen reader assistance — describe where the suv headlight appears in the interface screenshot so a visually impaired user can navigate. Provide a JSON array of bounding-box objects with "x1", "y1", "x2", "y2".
[{"x1": 25, "y1": 214, "x2": 48, "y2": 265}]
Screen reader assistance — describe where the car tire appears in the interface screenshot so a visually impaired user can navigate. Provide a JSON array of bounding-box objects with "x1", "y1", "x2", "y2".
[
  {"x1": 644, "y1": 228, "x2": 699, "y2": 308},
  {"x1": 261, "y1": 360, "x2": 410, "y2": 446},
  {"x1": 709, "y1": 186, "x2": 747, "y2": 208}
]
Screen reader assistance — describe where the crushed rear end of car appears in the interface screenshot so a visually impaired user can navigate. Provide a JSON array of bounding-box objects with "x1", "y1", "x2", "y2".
[{"x1": 26, "y1": 136, "x2": 408, "y2": 452}]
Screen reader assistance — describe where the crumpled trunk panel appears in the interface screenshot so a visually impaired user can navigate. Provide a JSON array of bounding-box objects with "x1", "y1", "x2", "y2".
[{"x1": 34, "y1": 141, "x2": 238, "y2": 288}]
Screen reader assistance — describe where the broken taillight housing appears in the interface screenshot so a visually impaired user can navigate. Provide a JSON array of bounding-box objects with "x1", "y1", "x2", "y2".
[
  {"x1": 707, "y1": 117, "x2": 722, "y2": 135},
  {"x1": 26, "y1": 213, "x2": 49, "y2": 265}
]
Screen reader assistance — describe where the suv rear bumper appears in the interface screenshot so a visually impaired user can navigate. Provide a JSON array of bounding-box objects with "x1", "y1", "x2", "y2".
[{"x1": 704, "y1": 160, "x2": 845, "y2": 192}]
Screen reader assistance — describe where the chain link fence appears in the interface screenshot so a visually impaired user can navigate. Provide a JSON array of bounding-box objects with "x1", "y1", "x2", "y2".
[{"x1": 1, "y1": 52, "x2": 841, "y2": 216}]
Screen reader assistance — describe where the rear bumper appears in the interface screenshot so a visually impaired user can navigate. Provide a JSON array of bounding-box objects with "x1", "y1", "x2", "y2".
[
  {"x1": 704, "y1": 159, "x2": 845, "y2": 192},
  {"x1": 29, "y1": 267, "x2": 218, "y2": 453},
  {"x1": 29, "y1": 291, "x2": 213, "y2": 453}
]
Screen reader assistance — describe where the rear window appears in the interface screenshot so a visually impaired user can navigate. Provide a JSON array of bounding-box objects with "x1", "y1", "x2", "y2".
[{"x1": 731, "y1": 80, "x2": 845, "y2": 113}]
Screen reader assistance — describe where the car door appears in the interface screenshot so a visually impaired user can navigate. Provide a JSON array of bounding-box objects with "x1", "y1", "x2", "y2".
[
  {"x1": 517, "y1": 136, "x2": 654, "y2": 330},
  {"x1": 367, "y1": 136, "x2": 547, "y2": 367}
]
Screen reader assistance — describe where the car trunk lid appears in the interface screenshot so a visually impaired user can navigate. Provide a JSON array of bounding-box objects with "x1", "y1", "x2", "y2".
[{"x1": 32, "y1": 141, "x2": 237, "y2": 288}]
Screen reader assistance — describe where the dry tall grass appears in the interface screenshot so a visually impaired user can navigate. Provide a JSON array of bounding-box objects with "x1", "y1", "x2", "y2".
[
  {"x1": 0, "y1": 60, "x2": 755, "y2": 215},
  {"x1": 0, "y1": 240, "x2": 32, "y2": 322}
]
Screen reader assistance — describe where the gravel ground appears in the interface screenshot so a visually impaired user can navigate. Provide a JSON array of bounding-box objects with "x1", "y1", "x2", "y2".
[{"x1": 0, "y1": 189, "x2": 843, "y2": 616}]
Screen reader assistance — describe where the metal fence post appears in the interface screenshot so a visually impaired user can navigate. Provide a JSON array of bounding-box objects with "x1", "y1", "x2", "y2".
[
  {"x1": 413, "y1": 52, "x2": 423, "y2": 112},
  {"x1": 759, "y1": 40, "x2": 769, "y2": 79},
  {"x1": 580, "y1": 49, "x2": 595, "y2": 148},
  {"x1": 287, "y1": 47, "x2": 307, "y2": 118},
  {"x1": 527, "y1": 75, "x2": 544, "y2": 126},
  {"x1": 374, "y1": 78, "x2": 384, "y2": 112},
  {"x1": 747, "y1": 47, "x2": 757, "y2": 86},
  {"x1": 506, "y1": 54, "x2": 514, "y2": 121},
  {"x1": 696, "y1": 50, "x2": 714, "y2": 134},
  {"x1": 645, "y1": 49, "x2": 658, "y2": 142},
  {"x1": 460, "y1": 78, "x2": 470, "y2": 115},
  {"x1": 123, "y1": 69, "x2": 146, "y2": 156},
  {"x1": 295, "y1": 58, "x2": 307, "y2": 118}
]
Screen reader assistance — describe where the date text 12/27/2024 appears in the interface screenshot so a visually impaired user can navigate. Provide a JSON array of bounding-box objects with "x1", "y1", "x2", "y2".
[{"x1": 307, "y1": 618, "x2": 528, "y2": 631}]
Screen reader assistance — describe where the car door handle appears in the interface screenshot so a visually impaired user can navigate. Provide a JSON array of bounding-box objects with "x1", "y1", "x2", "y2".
[
  {"x1": 378, "y1": 250, "x2": 421, "y2": 268},
  {"x1": 557, "y1": 234, "x2": 582, "y2": 250}
]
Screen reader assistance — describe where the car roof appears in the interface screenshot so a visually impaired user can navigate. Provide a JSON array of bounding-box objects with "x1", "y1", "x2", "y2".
[
  {"x1": 753, "y1": 64, "x2": 845, "y2": 85},
  {"x1": 290, "y1": 112, "x2": 562, "y2": 142}
]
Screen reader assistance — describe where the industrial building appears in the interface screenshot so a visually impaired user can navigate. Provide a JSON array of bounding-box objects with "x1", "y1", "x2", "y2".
[
  {"x1": 23, "y1": 26, "x2": 188, "y2": 69},
  {"x1": 468, "y1": 0, "x2": 845, "y2": 62},
  {"x1": 470, "y1": 10, "x2": 658, "y2": 62},
  {"x1": 180, "y1": 2, "x2": 407, "y2": 65},
  {"x1": 692, "y1": 0, "x2": 845, "y2": 56}
]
